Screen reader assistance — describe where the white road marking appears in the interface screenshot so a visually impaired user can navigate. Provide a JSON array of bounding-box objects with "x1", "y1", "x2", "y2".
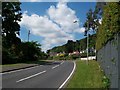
[
  {"x1": 60, "y1": 61, "x2": 64, "y2": 65},
  {"x1": 16, "y1": 70, "x2": 46, "y2": 83},
  {"x1": 58, "y1": 61, "x2": 76, "y2": 90},
  {"x1": 0, "y1": 65, "x2": 43, "y2": 75},
  {"x1": 52, "y1": 65, "x2": 59, "y2": 69}
]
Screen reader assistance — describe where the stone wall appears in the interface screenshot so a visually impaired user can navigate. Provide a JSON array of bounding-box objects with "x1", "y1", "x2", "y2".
[{"x1": 97, "y1": 33, "x2": 120, "y2": 89}]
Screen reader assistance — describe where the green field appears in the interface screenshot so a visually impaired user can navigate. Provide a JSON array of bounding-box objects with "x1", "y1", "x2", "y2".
[{"x1": 67, "y1": 60, "x2": 106, "y2": 88}]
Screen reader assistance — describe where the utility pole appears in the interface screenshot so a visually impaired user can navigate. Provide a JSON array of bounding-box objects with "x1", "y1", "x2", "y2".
[
  {"x1": 87, "y1": 31, "x2": 89, "y2": 65},
  {"x1": 84, "y1": 22, "x2": 89, "y2": 65},
  {"x1": 28, "y1": 30, "x2": 30, "y2": 42},
  {"x1": 86, "y1": 22, "x2": 89, "y2": 65}
]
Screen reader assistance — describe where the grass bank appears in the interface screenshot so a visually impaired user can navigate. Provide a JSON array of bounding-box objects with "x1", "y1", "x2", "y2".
[
  {"x1": 1, "y1": 60, "x2": 54, "y2": 72},
  {"x1": 66, "y1": 60, "x2": 106, "y2": 88}
]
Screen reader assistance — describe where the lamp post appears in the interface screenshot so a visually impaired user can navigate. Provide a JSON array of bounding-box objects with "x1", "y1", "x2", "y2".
[
  {"x1": 73, "y1": 20, "x2": 88, "y2": 64},
  {"x1": 87, "y1": 30, "x2": 89, "y2": 64},
  {"x1": 28, "y1": 30, "x2": 30, "y2": 42},
  {"x1": 84, "y1": 22, "x2": 89, "y2": 65}
]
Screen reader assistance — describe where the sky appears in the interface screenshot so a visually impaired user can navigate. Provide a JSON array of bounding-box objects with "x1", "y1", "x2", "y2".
[{"x1": 19, "y1": 0, "x2": 96, "y2": 52}]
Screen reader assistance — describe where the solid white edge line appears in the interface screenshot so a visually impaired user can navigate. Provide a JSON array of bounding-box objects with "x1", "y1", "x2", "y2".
[
  {"x1": 0, "y1": 65, "x2": 42, "y2": 75},
  {"x1": 58, "y1": 61, "x2": 76, "y2": 90},
  {"x1": 16, "y1": 70, "x2": 46, "y2": 83},
  {"x1": 52, "y1": 65, "x2": 59, "y2": 69}
]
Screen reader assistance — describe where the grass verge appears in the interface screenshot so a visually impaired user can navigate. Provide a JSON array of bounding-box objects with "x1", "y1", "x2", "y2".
[
  {"x1": 1, "y1": 60, "x2": 55, "y2": 72},
  {"x1": 66, "y1": 60, "x2": 106, "y2": 88}
]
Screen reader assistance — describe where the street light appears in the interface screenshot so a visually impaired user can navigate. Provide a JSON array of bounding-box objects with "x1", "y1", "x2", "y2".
[
  {"x1": 84, "y1": 22, "x2": 89, "y2": 65},
  {"x1": 28, "y1": 30, "x2": 30, "y2": 42}
]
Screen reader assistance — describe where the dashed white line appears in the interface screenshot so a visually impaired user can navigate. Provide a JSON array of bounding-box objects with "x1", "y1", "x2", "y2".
[
  {"x1": 60, "y1": 61, "x2": 64, "y2": 65},
  {"x1": 16, "y1": 70, "x2": 46, "y2": 83},
  {"x1": 58, "y1": 61, "x2": 76, "y2": 90},
  {"x1": 52, "y1": 65, "x2": 59, "y2": 69}
]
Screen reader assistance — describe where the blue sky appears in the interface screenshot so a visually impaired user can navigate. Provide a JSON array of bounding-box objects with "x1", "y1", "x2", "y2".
[{"x1": 19, "y1": 1, "x2": 96, "y2": 52}]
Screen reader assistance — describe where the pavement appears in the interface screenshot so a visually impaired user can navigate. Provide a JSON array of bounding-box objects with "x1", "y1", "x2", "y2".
[
  {"x1": 1, "y1": 63, "x2": 38, "y2": 73},
  {"x1": 1, "y1": 61, "x2": 75, "y2": 89}
]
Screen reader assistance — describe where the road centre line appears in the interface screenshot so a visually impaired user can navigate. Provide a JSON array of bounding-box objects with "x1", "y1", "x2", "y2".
[
  {"x1": 52, "y1": 65, "x2": 59, "y2": 69},
  {"x1": 58, "y1": 61, "x2": 76, "y2": 89},
  {"x1": 16, "y1": 70, "x2": 46, "y2": 83},
  {"x1": 60, "y1": 61, "x2": 64, "y2": 65},
  {"x1": 0, "y1": 65, "x2": 43, "y2": 75}
]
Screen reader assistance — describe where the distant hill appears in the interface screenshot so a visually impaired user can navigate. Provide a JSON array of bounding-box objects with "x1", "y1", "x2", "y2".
[{"x1": 47, "y1": 34, "x2": 96, "y2": 54}]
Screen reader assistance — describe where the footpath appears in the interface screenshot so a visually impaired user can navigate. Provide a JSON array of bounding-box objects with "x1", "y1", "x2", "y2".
[{"x1": 0, "y1": 63, "x2": 38, "y2": 73}]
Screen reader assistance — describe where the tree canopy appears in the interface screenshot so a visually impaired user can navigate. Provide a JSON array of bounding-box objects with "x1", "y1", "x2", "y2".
[
  {"x1": 2, "y1": 2, "x2": 22, "y2": 48},
  {"x1": 47, "y1": 34, "x2": 96, "y2": 54}
]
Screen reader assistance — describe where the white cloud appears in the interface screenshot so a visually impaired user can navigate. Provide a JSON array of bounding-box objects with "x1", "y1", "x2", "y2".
[
  {"x1": 99, "y1": 18, "x2": 102, "y2": 24},
  {"x1": 20, "y1": 12, "x2": 74, "y2": 51},
  {"x1": 20, "y1": 1, "x2": 84, "y2": 52},
  {"x1": 47, "y1": 1, "x2": 80, "y2": 34},
  {"x1": 74, "y1": 27, "x2": 85, "y2": 33}
]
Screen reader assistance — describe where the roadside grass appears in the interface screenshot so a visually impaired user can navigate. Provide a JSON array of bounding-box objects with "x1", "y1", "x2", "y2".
[
  {"x1": 0, "y1": 60, "x2": 54, "y2": 66},
  {"x1": 66, "y1": 60, "x2": 105, "y2": 88},
  {"x1": 0, "y1": 60, "x2": 54, "y2": 72}
]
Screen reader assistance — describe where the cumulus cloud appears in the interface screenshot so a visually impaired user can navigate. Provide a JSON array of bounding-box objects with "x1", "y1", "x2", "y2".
[
  {"x1": 47, "y1": 1, "x2": 80, "y2": 34},
  {"x1": 20, "y1": 12, "x2": 74, "y2": 51},
  {"x1": 20, "y1": 1, "x2": 84, "y2": 52}
]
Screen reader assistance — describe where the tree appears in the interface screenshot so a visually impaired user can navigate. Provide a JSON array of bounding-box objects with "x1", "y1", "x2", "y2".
[
  {"x1": 83, "y1": 8, "x2": 98, "y2": 35},
  {"x1": 94, "y1": 2, "x2": 106, "y2": 19},
  {"x1": 83, "y1": 2, "x2": 106, "y2": 34},
  {"x1": 2, "y1": 2, "x2": 22, "y2": 48},
  {"x1": 65, "y1": 40, "x2": 75, "y2": 53},
  {"x1": 2, "y1": 2, "x2": 22, "y2": 64},
  {"x1": 19, "y1": 41, "x2": 42, "y2": 61}
]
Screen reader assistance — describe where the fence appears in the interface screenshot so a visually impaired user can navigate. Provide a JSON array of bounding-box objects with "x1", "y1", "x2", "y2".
[{"x1": 97, "y1": 33, "x2": 120, "y2": 89}]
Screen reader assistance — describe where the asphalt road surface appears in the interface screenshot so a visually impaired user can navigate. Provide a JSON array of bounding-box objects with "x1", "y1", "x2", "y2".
[{"x1": 2, "y1": 61, "x2": 75, "y2": 89}]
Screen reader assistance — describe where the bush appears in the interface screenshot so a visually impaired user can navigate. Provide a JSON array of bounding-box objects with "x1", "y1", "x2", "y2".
[{"x1": 2, "y1": 48, "x2": 19, "y2": 64}]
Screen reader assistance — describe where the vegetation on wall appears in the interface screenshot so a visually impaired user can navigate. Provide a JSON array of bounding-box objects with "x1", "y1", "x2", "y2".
[{"x1": 96, "y1": 2, "x2": 120, "y2": 51}]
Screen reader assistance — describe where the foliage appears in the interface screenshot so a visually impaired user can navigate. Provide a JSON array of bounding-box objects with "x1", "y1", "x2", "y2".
[
  {"x1": 19, "y1": 41, "x2": 42, "y2": 62},
  {"x1": 2, "y1": 2, "x2": 22, "y2": 48},
  {"x1": 47, "y1": 34, "x2": 96, "y2": 55},
  {"x1": 65, "y1": 40, "x2": 75, "y2": 53},
  {"x1": 94, "y1": 2, "x2": 106, "y2": 19},
  {"x1": 83, "y1": 8, "x2": 99, "y2": 33},
  {"x1": 2, "y1": 2, "x2": 22, "y2": 64},
  {"x1": 2, "y1": 2, "x2": 47, "y2": 64},
  {"x1": 102, "y1": 75, "x2": 110, "y2": 89},
  {"x1": 96, "y1": 2, "x2": 120, "y2": 51},
  {"x1": 83, "y1": 2, "x2": 106, "y2": 33}
]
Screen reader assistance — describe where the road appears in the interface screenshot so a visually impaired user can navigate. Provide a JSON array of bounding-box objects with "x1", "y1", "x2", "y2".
[{"x1": 2, "y1": 61, "x2": 75, "y2": 89}]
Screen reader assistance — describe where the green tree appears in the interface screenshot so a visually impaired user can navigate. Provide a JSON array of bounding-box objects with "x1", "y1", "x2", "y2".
[
  {"x1": 2, "y1": 2, "x2": 22, "y2": 48},
  {"x1": 84, "y1": 2, "x2": 106, "y2": 34},
  {"x1": 19, "y1": 41, "x2": 42, "y2": 61},
  {"x1": 65, "y1": 40, "x2": 75, "y2": 53},
  {"x1": 2, "y1": 2, "x2": 22, "y2": 64}
]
